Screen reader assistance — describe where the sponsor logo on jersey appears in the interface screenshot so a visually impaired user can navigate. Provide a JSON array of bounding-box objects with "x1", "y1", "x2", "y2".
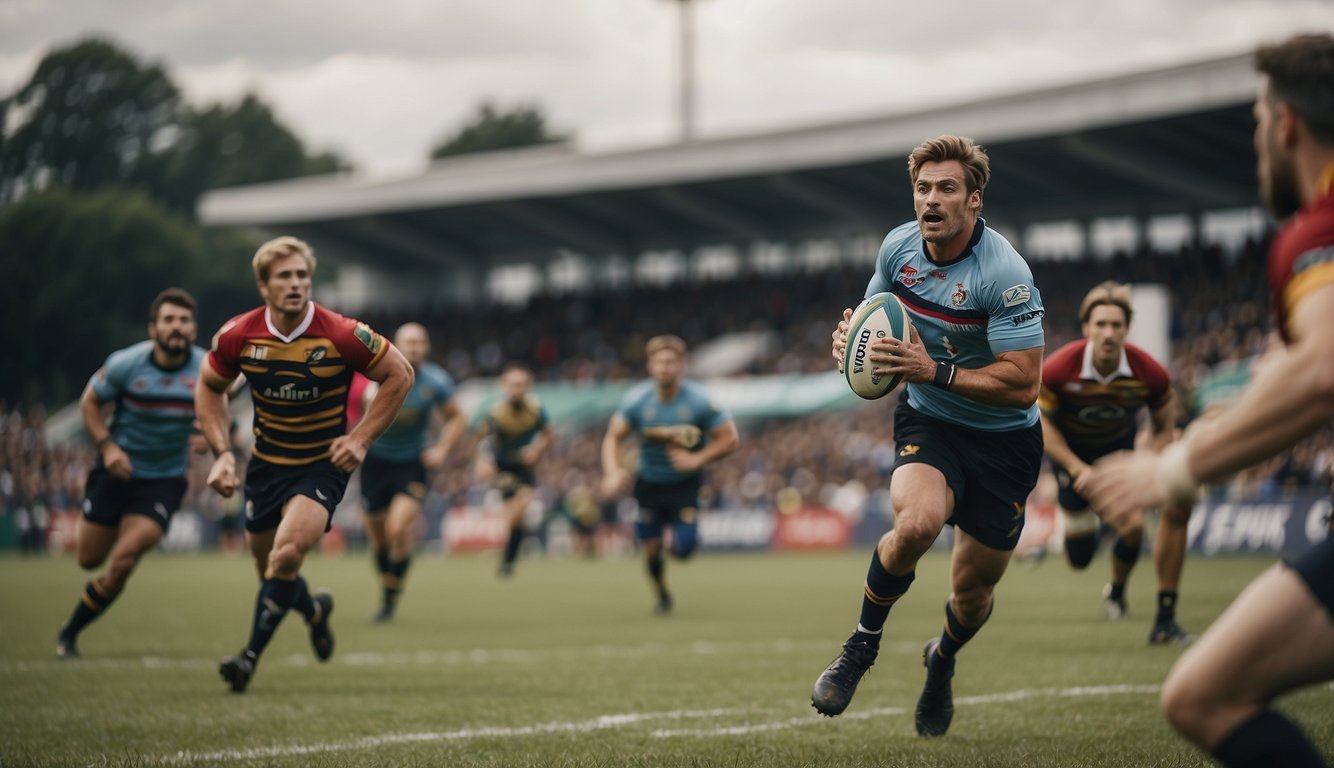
[
  {"x1": 1002, "y1": 284, "x2": 1032, "y2": 307},
  {"x1": 940, "y1": 335, "x2": 959, "y2": 357},
  {"x1": 942, "y1": 322, "x2": 982, "y2": 333},
  {"x1": 898, "y1": 265, "x2": 925, "y2": 287},
  {"x1": 1010, "y1": 309, "x2": 1044, "y2": 326},
  {"x1": 306, "y1": 346, "x2": 328, "y2": 363},
  {"x1": 899, "y1": 444, "x2": 920, "y2": 456},
  {"x1": 950, "y1": 282, "x2": 968, "y2": 307},
  {"x1": 929, "y1": 270, "x2": 948, "y2": 281},
  {"x1": 244, "y1": 344, "x2": 269, "y2": 360},
  {"x1": 263, "y1": 382, "x2": 322, "y2": 401}
]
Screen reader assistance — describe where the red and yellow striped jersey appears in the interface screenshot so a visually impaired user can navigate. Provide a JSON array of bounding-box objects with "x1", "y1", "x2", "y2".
[{"x1": 208, "y1": 302, "x2": 389, "y2": 466}]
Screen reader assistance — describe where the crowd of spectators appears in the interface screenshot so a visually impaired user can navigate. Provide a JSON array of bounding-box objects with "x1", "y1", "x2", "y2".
[{"x1": 5, "y1": 237, "x2": 1327, "y2": 554}]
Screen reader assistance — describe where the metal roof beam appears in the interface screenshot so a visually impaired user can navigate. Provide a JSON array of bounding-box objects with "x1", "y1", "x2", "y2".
[{"x1": 653, "y1": 187, "x2": 770, "y2": 242}]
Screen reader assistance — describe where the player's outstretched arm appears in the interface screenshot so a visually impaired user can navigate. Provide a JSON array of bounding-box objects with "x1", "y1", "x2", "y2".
[
  {"x1": 196, "y1": 357, "x2": 238, "y2": 497},
  {"x1": 1039, "y1": 409, "x2": 1089, "y2": 484}
]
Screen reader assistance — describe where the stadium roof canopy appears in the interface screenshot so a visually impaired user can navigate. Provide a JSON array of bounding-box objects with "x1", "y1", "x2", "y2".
[{"x1": 199, "y1": 51, "x2": 1260, "y2": 274}]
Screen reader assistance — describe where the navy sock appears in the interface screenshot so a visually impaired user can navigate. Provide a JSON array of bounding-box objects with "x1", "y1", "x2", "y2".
[
  {"x1": 502, "y1": 526, "x2": 523, "y2": 567},
  {"x1": 61, "y1": 580, "x2": 119, "y2": 639},
  {"x1": 1065, "y1": 535, "x2": 1098, "y2": 569},
  {"x1": 855, "y1": 551, "x2": 915, "y2": 645},
  {"x1": 938, "y1": 599, "x2": 990, "y2": 659},
  {"x1": 245, "y1": 578, "x2": 298, "y2": 658},
  {"x1": 1112, "y1": 536, "x2": 1141, "y2": 568},
  {"x1": 290, "y1": 576, "x2": 315, "y2": 622},
  {"x1": 1155, "y1": 591, "x2": 1178, "y2": 623},
  {"x1": 1212, "y1": 709, "x2": 1326, "y2": 768},
  {"x1": 384, "y1": 557, "x2": 411, "y2": 607},
  {"x1": 374, "y1": 547, "x2": 391, "y2": 575},
  {"x1": 647, "y1": 554, "x2": 667, "y2": 599}
]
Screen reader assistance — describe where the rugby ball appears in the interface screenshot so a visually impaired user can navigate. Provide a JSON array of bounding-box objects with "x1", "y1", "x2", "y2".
[{"x1": 844, "y1": 292, "x2": 912, "y2": 400}]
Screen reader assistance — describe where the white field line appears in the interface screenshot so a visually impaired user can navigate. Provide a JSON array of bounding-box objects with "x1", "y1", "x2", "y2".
[
  {"x1": 158, "y1": 709, "x2": 736, "y2": 765},
  {"x1": 3, "y1": 638, "x2": 922, "y2": 674},
  {"x1": 649, "y1": 684, "x2": 1163, "y2": 737},
  {"x1": 151, "y1": 684, "x2": 1163, "y2": 764}
]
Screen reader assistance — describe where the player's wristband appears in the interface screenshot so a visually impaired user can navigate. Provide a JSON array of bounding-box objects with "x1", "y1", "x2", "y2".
[
  {"x1": 1155, "y1": 442, "x2": 1199, "y2": 504},
  {"x1": 932, "y1": 362, "x2": 957, "y2": 390}
]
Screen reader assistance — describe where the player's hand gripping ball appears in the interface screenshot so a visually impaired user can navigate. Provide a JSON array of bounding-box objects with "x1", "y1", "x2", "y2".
[{"x1": 844, "y1": 292, "x2": 912, "y2": 400}]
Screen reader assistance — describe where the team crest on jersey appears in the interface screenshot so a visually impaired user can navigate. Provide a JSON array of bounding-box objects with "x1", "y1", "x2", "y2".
[
  {"x1": 353, "y1": 323, "x2": 384, "y2": 355},
  {"x1": 306, "y1": 345, "x2": 328, "y2": 363},
  {"x1": 899, "y1": 444, "x2": 920, "y2": 457},
  {"x1": 1002, "y1": 284, "x2": 1031, "y2": 307},
  {"x1": 929, "y1": 270, "x2": 948, "y2": 281},
  {"x1": 898, "y1": 265, "x2": 925, "y2": 287},
  {"x1": 950, "y1": 282, "x2": 968, "y2": 307}
]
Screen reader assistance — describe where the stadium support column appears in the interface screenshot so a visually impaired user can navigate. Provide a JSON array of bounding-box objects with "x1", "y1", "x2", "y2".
[{"x1": 669, "y1": 0, "x2": 698, "y2": 142}]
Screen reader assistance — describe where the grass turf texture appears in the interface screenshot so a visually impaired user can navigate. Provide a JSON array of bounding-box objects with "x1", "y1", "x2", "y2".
[{"x1": 2, "y1": 549, "x2": 1330, "y2": 767}]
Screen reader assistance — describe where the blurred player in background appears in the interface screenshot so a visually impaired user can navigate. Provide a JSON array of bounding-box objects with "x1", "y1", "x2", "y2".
[
  {"x1": 360, "y1": 322, "x2": 465, "y2": 622},
  {"x1": 473, "y1": 362, "x2": 553, "y2": 578},
  {"x1": 601, "y1": 335, "x2": 738, "y2": 614},
  {"x1": 1086, "y1": 33, "x2": 1334, "y2": 768},
  {"x1": 812, "y1": 135, "x2": 1046, "y2": 738},
  {"x1": 56, "y1": 288, "x2": 204, "y2": 658},
  {"x1": 1039, "y1": 281, "x2": 1194, "y2": 643},
  {"x1": 197, "y1": 236, "x2": 412, "y2": 693}
]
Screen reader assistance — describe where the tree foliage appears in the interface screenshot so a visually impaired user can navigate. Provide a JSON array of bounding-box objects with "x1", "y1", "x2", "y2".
[
  {"x1": 430, "y1": 102, "x2": 566, "y2": 160},
  {"x1": 0, "y1": 188, "x2": 257, "y2": 404},
  {"x1": 0, "y1": 38, "x2": 182, "y2": 203}
]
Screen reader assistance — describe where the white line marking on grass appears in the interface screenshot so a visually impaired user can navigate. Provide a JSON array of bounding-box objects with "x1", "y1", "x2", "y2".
[
  {"x1": 4, "y1": 639, "x2": 848, "y2": 674},
  {"x1": 650, "y1": 684, "x2": 1162, "y2": 737},
  {"x1": 157, "y1": 709, "x2": 736, "y2": 765}
]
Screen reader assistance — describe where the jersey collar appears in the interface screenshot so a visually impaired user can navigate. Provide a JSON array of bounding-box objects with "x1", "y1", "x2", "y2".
[
  {"x1": 921, "y1": 217, "x2": 986, "y2": 267},
  {"x1": 1080, "y1": 342, "x2": 1132, "y2": 385},
  {"x1": 265, "y1": 301, "x2": 316, "y2": 343}
]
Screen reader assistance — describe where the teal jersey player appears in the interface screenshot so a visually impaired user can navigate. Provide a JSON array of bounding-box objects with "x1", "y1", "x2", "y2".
[
  {"x1": 865, "y1": 218, "x2": 1045, "y2": 431},
  {"x1": 57, "y1": 288, "x2": 203, "y2": 661},
  {"x1": 602, "y1": 335, "x2": 739, "y2": 614},
  {"x1": 616, "y1": 379, "x2": 730, "y2": 484},
  {"x1": 89, "y1": 339, "x2": 206, "y2": 479},
  {"x1": 367, "y1": 361, "x2": 456, "y2": 463}
]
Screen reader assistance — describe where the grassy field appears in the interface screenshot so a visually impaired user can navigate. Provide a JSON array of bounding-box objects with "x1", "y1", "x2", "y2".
[{"x1": 1, "y1": 548, "x2": 1330, "y2": 767}]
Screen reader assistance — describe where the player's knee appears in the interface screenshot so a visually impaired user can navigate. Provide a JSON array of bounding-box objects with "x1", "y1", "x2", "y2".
[
  {"x1": 267, "y1": 543, "x2": 305, "y2": 578},
  {"x1": 1160, "y1": 668, "x2": 1210, "y2": 742},
  {"x1": 77, "y1": 550, "x2": 107, "y2": 571},
  {"x1": 889, "y1": 514, "x2": 939, "y2": 556},
  {"x1": 1064, "y1": 535, "x2": 1098, "y2": 569},
  {"x1": 670, "y1": 528, "x2": 698, "y2": 560}
]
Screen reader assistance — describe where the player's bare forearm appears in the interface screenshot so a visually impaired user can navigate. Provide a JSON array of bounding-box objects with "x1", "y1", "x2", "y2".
[
  {"x1": 351, "y1": 347, "x2": 414, "y2": 449},
  {"x1": 1181, "y1": 313, "x2": 1334, "y2": 482},
  {"x1": 697, "y1": 421, "x2": 739, "y2": 465},
  {"x1": 948, "y1": 347, "x2": 1043, "y2": 409},
  {"x1": 195, "y1": 359, "x2": 235, "y2": 458},
  {"x1": 436, "y1": 404, "x2": 467, "y2": 458},
  {"x1": 601, "y1": 415, "x2": 630, "y2": 478},
  {"x1": 1149, "y1": 398, "x2": 1178, "y2": 453}
]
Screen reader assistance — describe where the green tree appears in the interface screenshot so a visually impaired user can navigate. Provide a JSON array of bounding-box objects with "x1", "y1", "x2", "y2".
[
  {"x1": 161, "y1": 94, "x2": 350, "y2": 212},
  {"x1": 0, "y1": 187, "x2": 255, "y2": 404},
  {"x1": 430, "y1": 102, "x2": 566, "y2": 160},
  {"x1": 0, "y1": 38, "x2": 183, "y2": 203}
]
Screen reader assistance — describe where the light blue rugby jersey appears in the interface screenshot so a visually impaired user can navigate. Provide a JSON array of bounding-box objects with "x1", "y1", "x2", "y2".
[
  {"x1": 368, "y1": 361, "x2": 456, "y2": 463},
  {"x1": 618, "y1": 379, "x2": 729, "y2": 484},
  {"x1": 865, "y1": 218, "x2": 1045, "y2": 431},
  {"x1": 89, "y1": 340, "x2": 205, "y2": 479}
]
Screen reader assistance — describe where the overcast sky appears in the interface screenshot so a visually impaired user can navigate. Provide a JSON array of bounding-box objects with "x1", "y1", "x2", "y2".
[{"x1": 3, "y1": 1, "x2": 1332, "y2": 178}]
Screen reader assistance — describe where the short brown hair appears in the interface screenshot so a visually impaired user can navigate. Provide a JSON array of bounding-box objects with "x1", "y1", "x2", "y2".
[
  {"x1": 148, "y1": 287, "x2": 196, "y2": 323},
  {"x1": 1078, "y1": 281, "x2": 1133, "y2": 325},
  {"x1": 907, "y1": 135, "x2": 991, "y2": 194},
  {"x1": 645, "y1": 334, "x2": 687, "y2": 358},
  {"x1": 252, "y1": 236, "x2": 317, "y2": 283},
  {"x1": 1256, "y1": 33, "x2": 1334, "y2": 144}
]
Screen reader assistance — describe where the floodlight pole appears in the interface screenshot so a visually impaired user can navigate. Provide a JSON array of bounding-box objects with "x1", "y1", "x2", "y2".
[{"x1": 672, "y1": 0, "x2": 697, "y2": 142}]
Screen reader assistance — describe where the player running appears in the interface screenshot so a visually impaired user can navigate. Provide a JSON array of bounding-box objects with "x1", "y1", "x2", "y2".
[{"x1": 1039, "y1": 281, "x2": 1194, "y2": 643}]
